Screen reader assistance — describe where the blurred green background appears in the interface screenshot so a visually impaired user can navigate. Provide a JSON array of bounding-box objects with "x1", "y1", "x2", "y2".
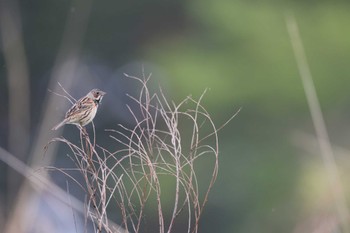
[{"x1": 1, "y1": 0, "x2": 350, "y2": 232}]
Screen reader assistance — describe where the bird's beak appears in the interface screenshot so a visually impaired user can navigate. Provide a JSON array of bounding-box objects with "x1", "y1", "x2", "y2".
[{"x1": 100, "y1": 91, "x2": 106, "y2": 96}]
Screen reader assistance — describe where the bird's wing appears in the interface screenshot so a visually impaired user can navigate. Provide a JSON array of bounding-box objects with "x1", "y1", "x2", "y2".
[{"x1": 65, "y1": 96, "x2": 94, "y2": 119}]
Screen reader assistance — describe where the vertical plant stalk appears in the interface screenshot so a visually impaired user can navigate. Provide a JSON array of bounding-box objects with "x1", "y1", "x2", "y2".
[
  {"x1": 0, "y1": 0, "x2": 31, "y2": 203},
  {"x1": 0, "y1": 0, "x2": 30, "y2": 158},
  {"x1": 286, "y1": 14, "x2": 350, "y2": 233},
  {"x1": 4, "y1": 0, "x2": 94, "y2": 231}
]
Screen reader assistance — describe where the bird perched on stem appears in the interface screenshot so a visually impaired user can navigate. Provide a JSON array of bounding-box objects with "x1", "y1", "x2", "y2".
[{"x1": 52, "y1": 89, "x2": 106, "y2": 130}]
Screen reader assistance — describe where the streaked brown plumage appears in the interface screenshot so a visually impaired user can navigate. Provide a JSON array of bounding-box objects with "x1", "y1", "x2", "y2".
[{"x1": 52, "y1": 89, "x2": 106, "y2": 130}]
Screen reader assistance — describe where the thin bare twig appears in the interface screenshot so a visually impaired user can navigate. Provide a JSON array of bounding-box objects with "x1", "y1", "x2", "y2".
[{"x1": 286, "y1": 13, "x2": 350, "y2": 233}]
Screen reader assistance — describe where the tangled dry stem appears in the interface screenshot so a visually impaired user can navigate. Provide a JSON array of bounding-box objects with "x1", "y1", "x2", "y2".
[{"x1": 48, "y1": 74, "x2": 237, "y2": 233}]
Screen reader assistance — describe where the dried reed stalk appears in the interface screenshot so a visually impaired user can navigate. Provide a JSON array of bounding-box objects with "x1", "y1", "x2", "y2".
[{"x1": 49, "y1": 74, "x2": 237, "y2": 233}]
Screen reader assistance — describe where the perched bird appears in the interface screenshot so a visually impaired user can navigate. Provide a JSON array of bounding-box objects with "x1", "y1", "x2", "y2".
[{"x1": 52, "y1": 89, "x2": 106, "y2": 130}]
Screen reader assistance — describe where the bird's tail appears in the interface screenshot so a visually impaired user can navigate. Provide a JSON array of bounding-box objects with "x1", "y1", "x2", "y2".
[{"x1": 51, "y1": 119, "x2": 67, "y2": 130}]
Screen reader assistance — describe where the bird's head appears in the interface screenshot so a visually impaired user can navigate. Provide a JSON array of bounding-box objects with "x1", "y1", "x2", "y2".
[{"x1": 88, "y1": 88, "x2": 106, "y2": 104}]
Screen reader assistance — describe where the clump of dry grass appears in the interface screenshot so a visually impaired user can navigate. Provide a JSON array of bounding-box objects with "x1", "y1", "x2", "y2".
[{"x1": 48, "y1": 74, "x2": 238, "y2": 233}]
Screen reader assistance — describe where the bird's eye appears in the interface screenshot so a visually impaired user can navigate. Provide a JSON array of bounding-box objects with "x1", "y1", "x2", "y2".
[{"x1": 96, "y1": 91, "x2": 100, "y2": 95}]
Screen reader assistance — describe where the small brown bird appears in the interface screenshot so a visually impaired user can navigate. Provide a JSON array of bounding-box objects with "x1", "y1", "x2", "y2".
[{"x1": 52, "y1": 89, "x2": 106, "y2": 130}]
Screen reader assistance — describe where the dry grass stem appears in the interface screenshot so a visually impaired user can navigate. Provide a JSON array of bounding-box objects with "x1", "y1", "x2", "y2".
[
  {"x1": 48, "y1": 74, "x2": 237, "y2": 232},
  {"x1": 286, "y1": 13, "x2": 350, "y2": 233}
]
